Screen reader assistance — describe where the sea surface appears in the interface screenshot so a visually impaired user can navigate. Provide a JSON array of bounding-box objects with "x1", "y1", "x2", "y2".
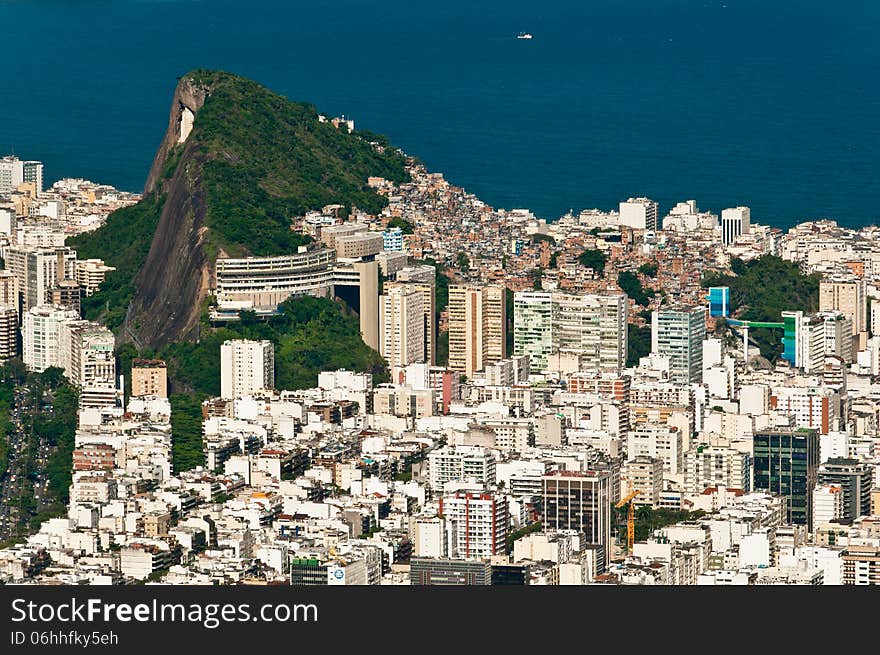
[{"x1": 2, "y1": 0, "x2": 878, "y2": 228}]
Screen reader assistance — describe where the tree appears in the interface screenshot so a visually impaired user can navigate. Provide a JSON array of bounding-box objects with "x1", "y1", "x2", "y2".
[
  {"x1": 456, "y1": 252, "x2": 470, "y2": 273},
  {"x1": 638, "y1": 262, "x2": 658, "y2": 277},
  {"x1": 627, "y1": 324, "x2": 652, "y2": 366},
  {"x1": 703, "y1": 255, "x2": 819, "y2": 360},
  {"x1": 386, "y1": 216, "x2": 414, "y2": 234},
  {"x1": 577, "y1": 249, "x2": 607, "y2": 275},
  {"x1": 618, "y1": 271, "x2": 652, "y2": 306}
]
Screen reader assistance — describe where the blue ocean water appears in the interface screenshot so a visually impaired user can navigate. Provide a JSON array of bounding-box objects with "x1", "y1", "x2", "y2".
[{"x1": 1, "y1": 0, "x2": 878, "y2": 228}]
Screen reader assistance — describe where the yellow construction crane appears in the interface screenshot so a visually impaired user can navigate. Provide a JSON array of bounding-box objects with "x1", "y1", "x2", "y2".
[{"x1": 615, "y1": 489, "x2": 642, "y2": 555}]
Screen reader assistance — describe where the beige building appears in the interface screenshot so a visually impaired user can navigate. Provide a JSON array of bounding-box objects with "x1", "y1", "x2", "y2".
[
  {"x1": 0, "y1": 271, "x2": 17, "y2": 306},
  {"x1": 76, "y1": 259, "x2": 116, "y2": 297},
  {"x1": 335, "y1": 232, "x2": 383, "y2": 259},
  {"x1": 131, "y1": 359, "x2": 168, "y2": 398},
  {"x1": 621, "y1": 456, "x2": 664, "y2": 507},
  {"x1": 448, "y1": 284, "x2": 506, "y2": 378},
  {"x1": 0, "y1": 306, "x2": 16, "y2": 361},
  {"x1": 319, "y1": 222, "x2": 367, "y2": 249},
  {"x1": 379, "y1": 285, "x2": 425, "y2": 368},
  {"x1": 820, "y1": 277, "x2": 865, "y2": 336},
  {"x1": 385, "y1": 280, "x2": 435, "y2": 365},
  {"x1": 372, "y1": 385, "x2": 435, "y2": 418},
  {"x1": 333, "y1": 259, "x2": 380, "y2": 350}
]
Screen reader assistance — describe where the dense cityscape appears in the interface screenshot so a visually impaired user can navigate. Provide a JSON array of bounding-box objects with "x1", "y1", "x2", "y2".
[{"x1": 1, "y1": 74, "x2": 879, "y2": 587}]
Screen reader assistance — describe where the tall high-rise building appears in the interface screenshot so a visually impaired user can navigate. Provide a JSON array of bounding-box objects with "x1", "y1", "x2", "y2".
[
  {"x1": 513, "y1": 291, "x2": 627, "y2": 373},
  {"x1": 817, "y1": 458, "x2": 873, "y2": 522},
  {"x1": 555, "y1": 292, "x2": 627, "y2": 371},
  {"x1": 0, "y1": 306, "x2": 17, "y2": 361},
  {"x1": 513, "y1": 291, "x2": 554, "y2": 371},
  {"x1": 721, "y1": 206, "x2": 751, "y2": 245},
  {"x1": 333, "y1": 258, "x2": 379, "y2": 350},
  {"x1": 651, "y1": 305, "x2": 706, "y2": 385},
  {"x1": 0, "y1": 156, "x2": 42, "y2": 194},
  {"x1": 58, "y1": 321, "x2": 115, "y2": 389},
  {"x1": 131, "y1": 359, "x2": 168, "y2": 398},
  {"x1": 385, "y1": 277, "x2": 435, "y2": 365},
  {"x1": 220, "y1": 339, "x2": 275, "y2": 399},
  {"x1": 0, "y1": 271, "x2": 17, "y2": 308},
  {"x1": 819, "y1": 311, "x2": 853, "y2": 363},
  {"x1": 619, "y1": 197, "x2": 658, "y2": 231},
  {"x1": 439, "y1": 491, "x2": 508, "y2": 559},
  {"x1": 379, "y1": 285, "x2": 425, "y2": 368},
  {"x1": 21, "y1": 305, "x2": 80, "y2": 372},
  {"x1": 753, "y1": 428, "x2": 820, "y2": 530},
  {"x1": 780, "y1": 311, "x2": 825, "y2": 373},
  {"x1": 820, "y1": 277, "x2": 865, "y2": 336},
  {"x1": 22, "y1": 160, "x2": 43, "y2": 194},
  {"x1": 541, "y1": 470, "x2": 612, "y2": 565},
  {"x1": 447, "y1": 284, "x2": 506, "y2": 378},
  {"x1": 5, "y1": 246, "x2": 77, "y2": 313}
]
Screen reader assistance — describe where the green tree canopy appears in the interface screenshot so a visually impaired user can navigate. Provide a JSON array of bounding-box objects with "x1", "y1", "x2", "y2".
[{"x1": 577, "y1": 249, "x2": 607, "y2": 275}]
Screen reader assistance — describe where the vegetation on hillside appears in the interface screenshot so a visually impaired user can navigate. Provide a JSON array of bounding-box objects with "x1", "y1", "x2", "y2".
[
  {"x1": 703, "y1": 256, "x2": 820, "y2": 360},
  {"x1": 160, "y1": 296, "x2": 387, "y2": 397},
  {"x1": 189, "y1": 69, "x2": 409, "y2": 258},
  {"x1": 67, "y1": 197, "x2": 164, "y2": 329},
  {"x1": 69, "y1": 69, "x2": 411, "y2": 330}
]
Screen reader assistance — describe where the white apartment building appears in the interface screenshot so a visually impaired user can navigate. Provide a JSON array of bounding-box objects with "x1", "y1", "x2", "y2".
[
  {"x1": 514, "y1": 291, "x2": 627, "y2": 373},
  {"x1": 770, "y1": 385, "x2": 840, "y2": 434},
  {"x1": 220, "y1": 339, "x2": 275, "y2": 399},
  {"x1": 619, "y1": 197, "x2": 658, "y2": 231},
  {"x1": 21, "y1": 305, "x2": 80, "y2": 372},
  {"x1": 0, "y1": 155, "x2": 43, "y2": 194},
  {"x1": 626, "y1": 423, "x2": 684, "y2": 475},
  {"x1": 513, "y1": 291, "x2": 554, "y2": 371},
  {"x1": 651, "y1": 305, "x2": 706, "y2": 385},
  {"x1": 214, "y1": 248, "x2": 335, "y2": 311},
  {"x1": 813, "y1": 484, "x2": 844, "y2": 527},
  {"x1": 683, "y1": 446, "x2": 751, "y2": 494},
  {"x1": 58, "y1": 321, "x2": 116, "y2": 389},
  {"x1": 721, "y1": 206, "x2": 751, "y2": 245},
  {"x1": 439, "y1": 491, "x2": 508, "y2": 559},
  {"x1": 427, "y1": 445, "x2": 496, "y2": 493}
]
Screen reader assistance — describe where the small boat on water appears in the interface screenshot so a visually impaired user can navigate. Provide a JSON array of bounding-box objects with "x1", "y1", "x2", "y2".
[{"x1": 517, "y1": 32, "x2": 533, "y2": 40}]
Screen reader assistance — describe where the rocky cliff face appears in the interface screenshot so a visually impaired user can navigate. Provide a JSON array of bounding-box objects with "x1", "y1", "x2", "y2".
[
  {"x1": 121, "y1": 76, "x2": 212, "y2": 349},
  {"x1": 106, "y1": 70, "x2": 409, "y2": 350},
  {"x1": 144, "y1": 76, "x2": 208, "y2": 194}
]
